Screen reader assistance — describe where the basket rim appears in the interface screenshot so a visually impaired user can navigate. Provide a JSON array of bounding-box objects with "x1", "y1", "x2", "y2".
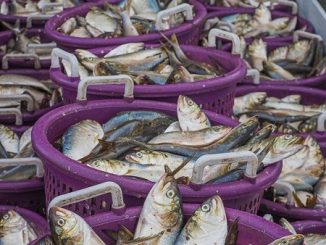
[
  {"x1": 44, "y1": 0, "x2": 207, "y2": 47},
  {"x1": 32, "y1": 99, "x2": 282, "y2": 199},
  {"x1": 291, "y1": 220, "x2": 326, "y2": 233},
  {"x1": 50, "y1": 45, "x2": 246, "y2": 96}
]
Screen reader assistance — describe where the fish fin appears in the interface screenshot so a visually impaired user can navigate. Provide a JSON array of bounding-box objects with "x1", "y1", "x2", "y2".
[
  {"x1": 225, "y1": 217, "x2": 239, "y2": 245},
  {"x1": 292, "y1": 192, "x2": 306, "y2": 208},
  {"x1": 306, "y1": 195, "x2": 317, "y2": 208}
]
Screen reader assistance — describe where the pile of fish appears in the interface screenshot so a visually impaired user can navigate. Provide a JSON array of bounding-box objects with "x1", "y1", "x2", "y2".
[
  {"x1": 57, "y1": 0, "x2": 190, "y2": 38},
  {"x1": 0, "y1": 74, "x2": 62, "y2": 111},
  {"x1": 266, "y1": 135, "x2": 326, "y2": 209},
  {"x1": 63, "y1": 35, "x2": 221, "y2": 84},
  {"x1": 0, "y1": 21, "x2": 53, "y2": 60},
  {"x1": 233, "y1": 92, "x2": 326, "y2": 133},
  {"x1": 0, "y1": 209, "x2": 39, "y2": 244},
  {"x1": 0, "y1": 0, "x2": 81, "y2": 16},
  {"x1": 241, "y1": 38, "x2": 326, "y2": 80},
  {"x1": 0, "y1": 125, "x2": 38, "y2": 181},
  {"x1": 45, "y1": 172, "x2": 304, "y2": 245},
  {"x1": 206, "y1": 0, "x2": 275, "y2": 8},
  {"x1": 58, "y1": 95, "x2": 305, "y2": 184},
  {"x1": 264, "y1": 215, "x2": 326, "y2": 245},
  {"x1": 200, "y1": 4, "x2": 297, "y2": 43}
]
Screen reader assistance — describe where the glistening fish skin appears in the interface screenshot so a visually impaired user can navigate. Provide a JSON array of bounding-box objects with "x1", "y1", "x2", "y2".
[{"x1": 267, "y1": 234, "x2": 304, "y2": 245}]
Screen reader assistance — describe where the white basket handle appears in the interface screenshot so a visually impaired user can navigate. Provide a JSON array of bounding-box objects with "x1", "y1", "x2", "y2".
[
  {"x1": 47, "y1": 181, "x2": 125, "y2": 216},
  {"x1": 204, "y1": 19, "x2": 234, "y2": 33},
  {"x1": 0, "y1": 94, "x2": 34, "y2": 112},
  {"x1": 271, "y1": 0, "x2": 298, "y2": 15},
  {"x1": 246, "y1": 69, "x2": 260, "y2": 84},
  {"x1": 191, "y1": 151, "x2": 258, "y2": 185},
  {"x1": 263, "y1": 214, "x2": 274, "y2": 222},
  {"x1": 156, "y1": 3, "x2": 193, "y2": 31},
  {"x1": 27, "y1": 42, "x2": 57, "y2": 53},
  {"x1": 317, "y1": 112, "x2": 326, "y2": 132},
  {"x1": 273, "y1": 180, "x2": 295, "y2": 206},
  {"x1": 0, "y1": 157, "x2": 44, "y2": 178},
  {"x1": 37, "y1": 2, "x2": 63, "y2": 14},
  {"x1": 51, "y1": 48, "x2": 79, "y2": 77},
  {"x1": 0, "y1": 108, "x2": 23, "y2": 125},
  {"x1": 26, "y1": 15, "x2": 53, "y2": 28},
  {"x1": 2, "y1": 53, "x2": 41, "y2": 69},
  {"x1": 207, "y1": 29, "x2": 241, "y2": 55},
  {"x1": 293, "y1": 30, "x2": 323, "y2": 42},
  {"x1": 77, "y1": 75, "x2": 134, "y2": 101}
]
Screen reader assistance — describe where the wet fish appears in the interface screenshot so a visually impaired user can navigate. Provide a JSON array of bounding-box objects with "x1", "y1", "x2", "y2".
[
  {"x1": 49, "y1": 206, "x2": 105, "y2": 245},
  {"x1": 17, "y1": 127, "x2": 34, "y2": 158},
  {"x1": 134, "y1": 173, "x2": 183, "y2": 244},
  {"x1": 0, "y1": 124, "x2": 19, "y2": 158},
  {"x1": 164, "y1": 121, "x2": 181, "y2": 133},
  {"x1": 304, "y1": 234, "x2": 326, "y2": 245},
  {"x1": 0, "y1": 165, "x2": 36, "y2": 181},
  {"x1": 0, "y1": 210, "x2": 38, "y2": 245},
  {"x1": 177, "y1": 95, "x2": 211, "y2": 131},
  {"x1": 175, "y1": 195, "x2": 227, "y2": 245},
  {"x1": 267, "y1": 234, "x2": 304, "y2": 245},
  {"x1": 248, "y1": 39, "x2": 267, "y2": 71},
  {"x1": 104, "y1": 43, "x2": 145, "y2": 58},
  {"x1": 233, "y1": 92, "x2": 267, "y2": 115},
  {"x1": 62, "y1": 119, "x2": 104, "y2": 161}
]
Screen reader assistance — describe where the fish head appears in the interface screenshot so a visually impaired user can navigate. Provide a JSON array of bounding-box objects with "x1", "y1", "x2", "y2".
[
  {"x1": 273, "y1": 135, "x2": 304, "y2": 153},
  {"x1": 125, "y1": 150, "x2": 159, "y2": 164},
  {"x1": 194, "y1": 195, "x2": 225, "y2": 222},
  {"x1": 0, "y1": 210, "x2": 25, "y2": 232},
  {"x1": 237, "y1": 116, "x2": 259, "y2": 133},
  {"x1": 88, "y1": 160, "x2": 129, "y2": 175},
  {"x1": 248, "y1": 39, "x2": 267, "y2": 71},
  {"x1": 254, "y1": 4, "x2": 271, "y2": 25},
  {"x1": 177, "y1": 95, "x2": 198, "y2": 115},
  {"x1": 49, "y1": 206, "x2": 78, "y2": 242},
  {"x1": 271, "y1": 234, "x2": 304, "y2": 245},
  {"x1": 247, "y1": 92, "x2": 267, "y2": 107}
]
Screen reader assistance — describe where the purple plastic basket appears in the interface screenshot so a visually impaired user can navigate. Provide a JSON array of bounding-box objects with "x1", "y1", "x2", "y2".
[
  {"x1": 0, "y1": 68, "x2": 63, "y2": 125},
  {"x1": 0, "y1": 0, "x2": 102, "y2": 28},
  {"x1": 32, "y1": 99, "x2": 282, "y2": 216},
  {"x1": 204, "y1": 8, "x2": 314, "y2": 43},
  {"x1": 0, "y1": 29, "x2": 53, "y2": 69},
  {"x1": 259, "y1": 142, "x2": 326, "y2": 222},
  {"x1": 44, "y1": 0, "x2": 207, "y2": 50},
  {"x1": 221, "y1": 39, "x2": 326, "y2": 87},
  {"x1": 50, "y1": 44, "x2": 246, "y2": 116},
  {"x1": 235, "y1": 85, "x2": 326, "y2": 142},
  {"x1": 0, "y1": 205, "x2": 48, "y2": 243},
  {"x1": 292, "y1": 220, "x2": 326, "y2": 234}
]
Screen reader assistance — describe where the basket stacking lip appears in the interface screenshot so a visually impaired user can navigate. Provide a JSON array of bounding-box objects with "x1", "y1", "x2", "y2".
[
  {"x1": 204, "y1": 8, "x2": 314, "y2": 43},
  {"x1": 292, "y1": 220, "x2": 326, "y2": 234},
  {"x1": 235, "y1": 85, "x2": 326, "y2": 142},
  {"x1": 0, "y1": 68, "x2": 63, "y2": 124},
  {"x1": 260, "y1": 142, "x2": 326, "y2": 221},
  {"x1": 0, "y1": 28, "x2": 52, "y2": 69},
  {"x1": 85, "y1": 204, "x2": 292, "y2": 244},
  {"x1": 0, "y1": 205, "x2": 48, "y2": 240},
  {"x1": 44, "y1": 0, "x2": 207, "y2": 49},
  {"x1": 51, "y1": 44, "x2": 246, "y2": 98},
  {"x1": 32, "y1": 99, "x2": 282, "y2": 206}
]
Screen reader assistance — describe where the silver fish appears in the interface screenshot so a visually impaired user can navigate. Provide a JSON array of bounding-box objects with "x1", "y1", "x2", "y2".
[
  {"x1": 267, "y1": 234, "x2": 304, "y2": 245},
  {"x1": 104, "y1": 43, "x2": 145, "y2": 58},
  {"x1": 17, "y1": 127, "x2": 34, "y2": 158},
  {"x1": 0, "y1": 124, "x2": 19, "y2": 158},
  {"x1": 304, "y1": 234, "x2": 326, "y2": 245}
]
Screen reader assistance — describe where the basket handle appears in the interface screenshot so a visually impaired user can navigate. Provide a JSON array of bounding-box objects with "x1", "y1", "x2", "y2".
[
  {"x1": 0, "y1": 94, "x2": 34, "y2": 112},
  {"x1": 293, "y1": 30, "x2": 323, "y2": 42},
  {"x1": 2, "y1": 53, "x2": 41, "y2": 70},
  {"x1": 27, "y1": 42, "x2": 57, "y2": 53},
  {"x1": 246, "y1": 69, "x2": 260, "y2": 84},
  {"x1": 0, "y1": 157, "x2": 44, "y2": 178},
  {"x1": 262, "y1": 214, "x2": 274, "y2": 222},
  {"x1": 37, "y1": 2, "x2": 63, "y2": 14},
  {"x1": 77, "y1": 75, "x2": 134, "y2": 101},
  {"x1": 156, "y1": 3, "x2": 193, "y2": 31},
  {"x1": 190, "y1": 151, "x2": 258, "y2": 186},
  {"x1": 204, "y1": 19, "x2": 234, "y2": 33},
  {"x1": 0, "y1": 108, "x2": 23, "y2": 125},
  {"x1": 273, "y1": 180, "x2": 295, "y2": 206},
  {"x1": 47, "y1": 181, "x2": 126, "y2": 216},
  {"x1": 51, "y1": 48, "x2": 79, "y2": 77},
  {"x1": 26, "y1": 15, "x2": 53, "y2": 28},
  {"x1": 270, "y1": 0, "x2": 298, "y2": 15},
  {"x1": 207, "y1": 29, "x2": 241, "y2": 55},
  {"x1": 317, "y1": 112, "x2": 326, "y2": 132}
]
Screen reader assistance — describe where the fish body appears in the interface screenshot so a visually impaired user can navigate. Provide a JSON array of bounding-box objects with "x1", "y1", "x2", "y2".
[
  {"x1": 104, "y1": 43, "x2": 145, "y2": 58},
  {"x1": 304, "y1": 234, "x2": 326, "y2": 245},
  {"x1": 267, "y1": 234, "x2": 304, "y2": 245},
  {"x1": 0, "y1": 124, "x2": 19, "y2": 158},
  {"x1": 233, "y1": 92, "x2": 267, "y2": 115},
  {"x1": 17, "y1": 127, "x2": 34, "y2": 158}
]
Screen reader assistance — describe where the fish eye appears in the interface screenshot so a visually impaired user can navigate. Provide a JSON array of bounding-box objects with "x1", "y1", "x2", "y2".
[
  {"x1": 136, "y1": 152, "x2": 143, "y2": 158},
  {"x1": 166, "y1": 190, "x2": 175, "y2": 199},
  {"x1": 187, "y1": 100, "x2": 194, "y2": 106},
  {"x1": 3, "y1": 214, "x2": 9, "y2": 220},
  {"x1": 284, "y1": 135, "x2": 292, "y2": 140},
  {"x1": 57, "y1": 219, "x2": 65, "y2": 227},
  {"x1": 201, "y1": 204, "x2": 210, "y2": 212}
]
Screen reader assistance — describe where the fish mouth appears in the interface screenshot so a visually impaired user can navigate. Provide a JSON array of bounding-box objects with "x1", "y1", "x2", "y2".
[
  {"x1": 125, "y1": 154, "x2": 138, "y2": 163},
  {"x1": 177, "y1": 95, "x2": 186, "y2": 107}
]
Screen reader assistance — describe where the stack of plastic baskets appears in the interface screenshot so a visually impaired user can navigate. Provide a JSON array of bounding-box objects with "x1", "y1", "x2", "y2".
[
  {"x1": 50, "y1": 30, "x2": 247, "y2": 116},
  {"x1": 32, "y1": 87, "x2": 282, "y2": 216},
  {"x1": 260, "y1": 142, "x2": 326, "y2": 221},
  {"x1": 45, "y1": 0, "x2": 207, "y2": 50},
  {"x1": 30, "y1": 182, "x2": 291, "y2": 244}
]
